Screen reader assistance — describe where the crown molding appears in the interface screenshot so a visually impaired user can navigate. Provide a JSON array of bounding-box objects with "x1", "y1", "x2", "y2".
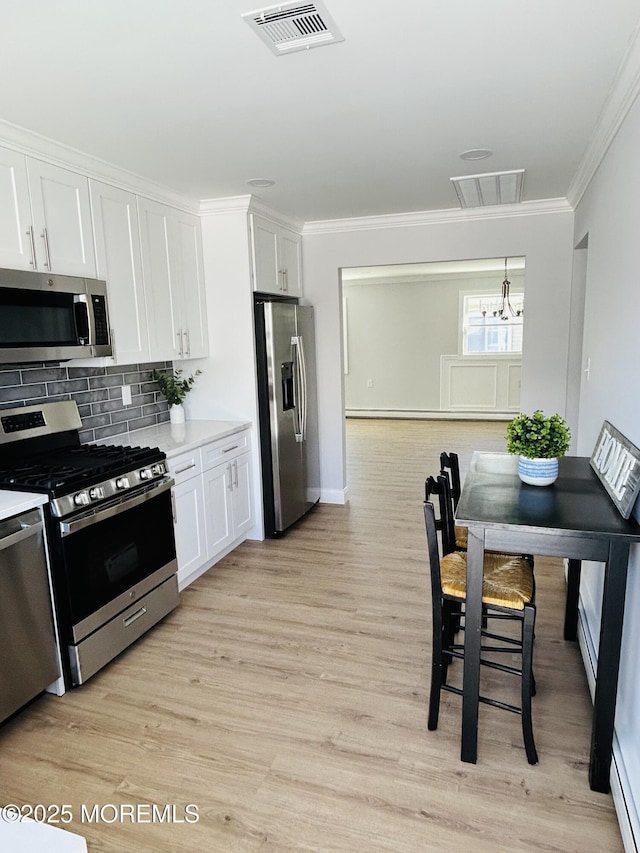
[
  {"x1": 567, "y1": 20, "x2": 640, "y2": 208},
  {"x1": 199, "y1": 195, "x2": 253, "y2": 216},
  {"x1": 199, "y1": 195, "x2": 303, "y2": 231},
  {"x1": 302, "y1": 198, "x2": 572, "y2": 235},
  {"x1": 0, "y1": 118, "x2": 200, "y2": 213}
]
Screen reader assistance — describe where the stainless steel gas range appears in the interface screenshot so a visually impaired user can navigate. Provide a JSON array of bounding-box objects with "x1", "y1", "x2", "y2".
[{"x1": 0, "y1": 401, "x2": 179, "y2": 687}]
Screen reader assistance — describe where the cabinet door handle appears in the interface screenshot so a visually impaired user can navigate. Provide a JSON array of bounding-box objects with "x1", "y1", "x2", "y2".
[
  {"x1": 41, "y1": 227, "x2": 52, "y2": 270},
  {"x1": 174, "y1": 461, "x2": 196, "y2": 474},
  {"x1": 223, "y1": 444, "x2": 239, "y2": 454},
  {"x1": 183, "y1": 329, "x2": 190, "y2": 357},
  {"x1": 282, "y1": 267, "x2": 288, "y2": 292},
  {"x1": 227, "y1": 463, "x2": 234, "y2": 490},
  {"x1": 233, "y1": 460, "x2": 239, "y2": 488},
  {"x1": 26, "y1": 227, "x2": 37, "y2": 267},
  {"x1": 176, "y1": 331, "x2": 184, "y2": 357}
]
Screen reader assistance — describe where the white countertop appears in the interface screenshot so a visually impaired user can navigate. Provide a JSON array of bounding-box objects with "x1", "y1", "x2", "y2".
[
  {"x1": 0, "y1": 819, "x2": 87, "y2": 852},
  {"x1": 96, "y1": 419, "x2": 252, "y2": 457},
  {"x1": 0, "y1": 490, "x2": 48, "y2": 521}
]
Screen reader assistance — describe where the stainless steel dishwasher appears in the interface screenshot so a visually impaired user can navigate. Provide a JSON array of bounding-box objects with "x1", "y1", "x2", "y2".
[{"x1": 0, "y1": 509, "x2": 59, "y2": 723}]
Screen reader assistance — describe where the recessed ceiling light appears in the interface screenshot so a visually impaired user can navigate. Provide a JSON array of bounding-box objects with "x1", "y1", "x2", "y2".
[
  {"x1": 246, "y1": 178, "x2": 275, "y2": 188},
  {"x1": 460, "y1": 149, "x2": 493, "y2": 161}
]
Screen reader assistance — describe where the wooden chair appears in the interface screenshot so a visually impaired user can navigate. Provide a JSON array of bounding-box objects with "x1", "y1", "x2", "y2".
[
  {"x1": 439, "y1": 451, "x2": 534, "y2": 567},
  {"x1": 439, "y1": 451, "x2": 468, "y2": 550},
  {"x1": 424, "y1": 485, "x2": 538, "y2": 765}
]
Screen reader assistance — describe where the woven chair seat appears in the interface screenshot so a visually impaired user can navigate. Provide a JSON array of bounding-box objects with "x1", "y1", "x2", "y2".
[
  {"x1": 440, "y1": 550, "x2": 534, "y2": 610},
  {"x1": 454, "y1": 525, "x2": 468, "y2": 549}
]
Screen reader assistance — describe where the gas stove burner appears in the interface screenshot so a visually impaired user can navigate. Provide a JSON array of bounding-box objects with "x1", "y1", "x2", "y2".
[{"x1": 0, "y1": 403, "x2": 169, "y2": 518}]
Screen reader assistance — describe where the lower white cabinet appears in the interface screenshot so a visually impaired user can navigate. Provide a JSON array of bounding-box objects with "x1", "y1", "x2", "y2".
[
  {"x1": 168, "y1": 428, "x2": 253, "y2": 588},
  {"x1": 168, "y1": 448, "x2": 206, "y2": 586}
]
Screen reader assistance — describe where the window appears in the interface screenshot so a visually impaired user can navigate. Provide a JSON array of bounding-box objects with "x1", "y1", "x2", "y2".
[{"x1": 462, "y1": 293, "x2": 523, "y2": 355}]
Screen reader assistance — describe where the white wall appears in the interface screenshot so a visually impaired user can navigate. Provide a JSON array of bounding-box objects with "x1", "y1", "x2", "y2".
[
  {"x1": 184, "y1": 205, "x2": 265, "y2": 539},
  {"x1": 573, "y1": 92, "x2": 640, "y2": 848},
  {"x1": 302, "y1": 207, "x2": 575, "y2": 500},
  {"x1": 343, "y1": 270, "x2": 524, "y2": 413}
]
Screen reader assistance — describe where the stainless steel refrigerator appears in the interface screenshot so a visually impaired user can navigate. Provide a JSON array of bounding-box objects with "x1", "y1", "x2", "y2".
[{"x1": 255, "y1": 298, "x2": 321, "y2": 537}]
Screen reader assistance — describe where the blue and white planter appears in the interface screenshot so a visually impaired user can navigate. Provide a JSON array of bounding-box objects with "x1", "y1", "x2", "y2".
[{"x1": 518, "y1": 456, "x2": 559, "y2": 486}]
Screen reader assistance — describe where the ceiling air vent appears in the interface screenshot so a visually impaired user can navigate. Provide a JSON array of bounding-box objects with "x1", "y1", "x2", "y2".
[
  {"x1": 451, "y1": 170, "x2": 525, "y2": 208},
  {"x1": 242, "y1": 2, "x2": 345, "y2": 55}
]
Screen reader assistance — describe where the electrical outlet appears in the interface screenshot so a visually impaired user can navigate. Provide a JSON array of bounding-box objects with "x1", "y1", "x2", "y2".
[
  {"x1": 121, "y1": 384, "x2": 132, "y2": 406},
  {"x1": 367, "y1": 379, "x2": 373, "y2": 388}
]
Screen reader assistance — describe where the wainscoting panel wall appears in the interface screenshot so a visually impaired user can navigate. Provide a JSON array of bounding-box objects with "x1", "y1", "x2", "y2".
[{"x1": 440, "y1": 355, "x2": 521, "y2": 413}]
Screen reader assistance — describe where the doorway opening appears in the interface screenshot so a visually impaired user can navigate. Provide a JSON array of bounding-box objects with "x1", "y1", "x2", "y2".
[{"x1": 340, "y1": 257, "x2": 526, "y2": 421}]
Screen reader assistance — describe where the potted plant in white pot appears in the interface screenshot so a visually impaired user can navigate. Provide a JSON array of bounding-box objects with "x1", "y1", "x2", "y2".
[
  {"x1": 506, "y1": 410, "x2": 571, "y2": 486},
  {"x1": 151, "y1": 368, "x2": 202, "y2": 424}
]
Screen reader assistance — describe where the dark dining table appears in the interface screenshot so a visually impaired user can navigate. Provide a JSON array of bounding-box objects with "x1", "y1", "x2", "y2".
[{"x1": 455, "y1": 451, "x2": 640, "y2": 793}]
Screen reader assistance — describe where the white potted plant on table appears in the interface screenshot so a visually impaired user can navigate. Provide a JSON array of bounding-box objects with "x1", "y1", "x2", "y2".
[
  {"x1": 151, "y1": 368, "x2": 202, "y2": 425},
  {"x1": 506, "y1": 410, "x2": 571, "y2": 486}
]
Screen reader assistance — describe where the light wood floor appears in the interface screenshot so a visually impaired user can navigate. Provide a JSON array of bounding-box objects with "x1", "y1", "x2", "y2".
[{"x1": 0, "y1": 419, "x2": 623, "y2": 852}]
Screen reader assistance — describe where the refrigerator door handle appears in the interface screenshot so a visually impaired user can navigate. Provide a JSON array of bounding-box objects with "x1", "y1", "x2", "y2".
[{"x1": 291, "y1": 335, "x2": 307, "y2": 443}]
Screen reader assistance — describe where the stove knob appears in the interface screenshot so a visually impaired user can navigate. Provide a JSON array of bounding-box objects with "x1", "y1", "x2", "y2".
[
  {"x1": 116, "y1": 476, "x2": 130, "y2": 490},
  {"x1": 151, "y1": 463, "x2": 164, "y2": 476},
  {"x1": 139, "y1": 468, "x2": 152, "y2": 480},
  {"x1": 89, "y1": 487, "x2": 105, "y2": 500},
  {"x1": 74, "y1": 491, "x2": 90, "y2": 506}
]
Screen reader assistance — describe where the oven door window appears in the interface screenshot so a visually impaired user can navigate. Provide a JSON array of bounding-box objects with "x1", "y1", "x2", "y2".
[{"x1": 60, "y1": 489, "x2": 176, "y2": 625}]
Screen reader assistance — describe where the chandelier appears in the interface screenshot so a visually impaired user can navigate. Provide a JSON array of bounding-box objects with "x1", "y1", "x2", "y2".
[{"x1": 482, "y1": 258, "x2": 524, "y2": 320}]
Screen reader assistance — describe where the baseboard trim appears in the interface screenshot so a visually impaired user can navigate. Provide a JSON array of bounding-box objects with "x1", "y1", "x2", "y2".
[
  {"x1": 345, "y1": 409, "x2": 512, "y2": 422},
  {"x1": 577, "y1": 604, "x2": 638, "y2": 852}
]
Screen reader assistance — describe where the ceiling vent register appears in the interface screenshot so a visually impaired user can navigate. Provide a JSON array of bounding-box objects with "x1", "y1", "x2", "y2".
[
  {"x1": 450, "y1": 169, "x2": 525, "y2": 208},
  {"x1": 242, "y1": 2, "x2": 345, "y2": 55}
]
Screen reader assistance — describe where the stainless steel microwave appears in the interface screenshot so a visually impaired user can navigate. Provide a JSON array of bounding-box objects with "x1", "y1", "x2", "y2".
[{"x1": 0, "y1": 268, "x2": 112, "y2": 363}]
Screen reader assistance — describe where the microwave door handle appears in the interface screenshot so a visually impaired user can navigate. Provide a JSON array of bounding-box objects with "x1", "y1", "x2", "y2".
[{"x1": 73, "y1": 294, "x2": 92, "y2": 345}]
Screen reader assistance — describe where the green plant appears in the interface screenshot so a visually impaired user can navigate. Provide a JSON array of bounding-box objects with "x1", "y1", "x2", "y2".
[
  {"x1": 151, "y1": 368, "x2": 202, "y2": 406},
  {"x1": 506, "y1": 410, "x2": 571, "y2": 459}
]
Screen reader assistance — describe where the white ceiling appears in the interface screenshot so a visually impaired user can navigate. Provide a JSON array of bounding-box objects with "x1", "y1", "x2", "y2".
[{"x1": 1, "y1": 1, "x2": 639, "y2": 223}]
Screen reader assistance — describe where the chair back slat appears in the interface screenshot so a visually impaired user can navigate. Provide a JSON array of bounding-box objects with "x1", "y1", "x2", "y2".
[
  {"x1": 440, "y1": 451, "x2": 462, "y2": 507},
  {"x1": 425, "y1": 474, "x2": 456, "y2": 555}
]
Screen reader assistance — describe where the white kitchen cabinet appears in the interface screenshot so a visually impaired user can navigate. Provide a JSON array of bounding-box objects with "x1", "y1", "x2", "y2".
[
  {"x1": 0, "y1": 146, "x2": 34, "y2": 270},
  {"x1": 0, "y1": 147, "x2": 96, "y2": 276},
  {"x1": 202, "y1": 461, "x2": 234, "y2": 556},
  {"x1": 138, "y1": 197, "x2": 208, "y2": 361},
  {"x1": 173, "y1": 209, "x2": 209, "y2": 359},
  {"x1": 250, "y1": 214, "x2": 302, "y2": 297},
  {"x1": 25, "y1": 158, "x2": 96, "y2": 277},
  {"x1": 167, "y1": 449, "x2": 207, "y2": 587},
  {"x1": 89, "y1": 180, "x2": 150, "y2": 364},
  {"x1": 203, "y1": 450, "x2": 253, "y2": 559},
  {"x1": 166, "y1": 427, "x2": 253, "y2": 589},
  {"x1": 230, "y1": 451, "x2": 253, "y2": 538}
]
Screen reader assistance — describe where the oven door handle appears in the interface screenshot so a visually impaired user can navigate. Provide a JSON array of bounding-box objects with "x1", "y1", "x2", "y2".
[{"x1": 58, "y1": 478, "x2": 175, "y2": 537}]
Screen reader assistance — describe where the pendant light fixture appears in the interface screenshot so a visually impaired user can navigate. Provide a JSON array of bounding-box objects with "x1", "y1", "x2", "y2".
[{"x1": 485, "y1": 258, "x2": 524, "y2": 321}]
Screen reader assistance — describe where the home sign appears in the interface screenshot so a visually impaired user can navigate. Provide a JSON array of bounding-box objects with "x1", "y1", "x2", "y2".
[{"x1": 590, "y1": 420, "x2": 640, "y2": 519}]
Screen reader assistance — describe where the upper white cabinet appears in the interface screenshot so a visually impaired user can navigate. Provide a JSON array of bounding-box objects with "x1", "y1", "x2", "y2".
[
  {"x1": 250, "y1": 214, "x2": 302, "y2": 297},
  {"x1": 138, "y1": 198, "x2": 208, "y2": 361},
  {"x1": 89, "y1": 181, "x2": 150, "y2": 365},
  {"x1": 0, "y1": 147, "x2": 96, "y2": 277},
  {"x1": 138, "y1": 198, "x2": 179, "y2": 360},
  {"x1": 0, "y1": 146, "x2": 34, "y2": 270},
  {"x1": 173, "y1": 209, "x2": 208, "y2": 359},
  {"x1": 26, "y1": 159, "x2": 96, "y2": 277}
]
